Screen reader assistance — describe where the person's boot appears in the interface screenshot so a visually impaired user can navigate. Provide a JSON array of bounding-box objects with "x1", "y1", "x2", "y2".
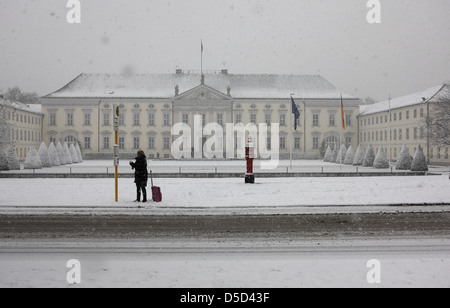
[
  {"x1": 134, "y1": 191, "x2": 141, "y2": 202},
  {"x1": 142, "y1": 190, "x2": 147, "y2": 203}
]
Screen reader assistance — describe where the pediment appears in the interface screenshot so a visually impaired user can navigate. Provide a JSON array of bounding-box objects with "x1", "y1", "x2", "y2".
[{"x1": 175, "y1": 85, "x2": 231, "y2": 101}]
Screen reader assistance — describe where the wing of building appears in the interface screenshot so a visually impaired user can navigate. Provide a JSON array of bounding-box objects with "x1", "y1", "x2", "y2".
[
  {"x1": 40, "y1": 70, "x2": 361, "y2": 160},
  {"x1": 358, "y1": 84, "x2": 450, "y2": 165}
]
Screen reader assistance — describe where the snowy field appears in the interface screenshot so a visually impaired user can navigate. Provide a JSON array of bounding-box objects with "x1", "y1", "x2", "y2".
[
  {"x1": 0, "y1": 174, "x2": 449, "y2": 213},
  {"x1": 1, "y1": 238, "x2": 449, "y2": 288}
]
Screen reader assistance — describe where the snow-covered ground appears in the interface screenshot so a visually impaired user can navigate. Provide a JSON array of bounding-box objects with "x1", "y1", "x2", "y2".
[
  {"x1": 1, "y1": 238, "x2": 449, "y2": 288},
  {"x1": 0, "y1": 174, "x2": 449, "y2": 214}
]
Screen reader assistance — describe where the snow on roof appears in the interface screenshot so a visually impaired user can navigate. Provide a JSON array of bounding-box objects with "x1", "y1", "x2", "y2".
[
  {"x1": 359, "y1": 84, "x2": 447, "y2": 116},
  {"x1": 43, "y1": 72, "x2": 356, "y2": 100},
  {"x1": 0, "y1": 98, "x2": 42, "y2": 114}
]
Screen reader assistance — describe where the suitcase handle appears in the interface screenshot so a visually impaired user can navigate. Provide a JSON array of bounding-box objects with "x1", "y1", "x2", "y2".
[{"x1": 150, "y1": 170, "x2": 154, "y2": 188}]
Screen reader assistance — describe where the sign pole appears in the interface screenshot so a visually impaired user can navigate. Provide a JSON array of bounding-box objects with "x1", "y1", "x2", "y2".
[{"x1": 114, "y1": 105, "x2": 120, "y2": 202}]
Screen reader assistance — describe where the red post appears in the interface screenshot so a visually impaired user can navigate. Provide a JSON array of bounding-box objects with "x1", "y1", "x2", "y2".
[{"x1": 245, "y1": 137, "x2": 255, "y2": 184}]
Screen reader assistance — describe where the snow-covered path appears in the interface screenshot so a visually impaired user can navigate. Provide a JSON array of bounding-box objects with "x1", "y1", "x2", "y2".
[{"x1": 1, "y1": 237, "x2": 449, "y2": 288}]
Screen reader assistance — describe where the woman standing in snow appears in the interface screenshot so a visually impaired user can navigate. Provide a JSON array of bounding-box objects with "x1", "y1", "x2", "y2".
[{"x1": 129, "y1": 150, "x2": 149, "y2": 203}]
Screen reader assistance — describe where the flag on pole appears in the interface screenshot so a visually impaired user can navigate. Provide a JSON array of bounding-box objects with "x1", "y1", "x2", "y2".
[
  {"x1": 201, "y1": 40, "x2": 204, "y2": 53},
  {"x1": 291, "y1": 96, "x2": 300, "y2": 131},
  {"x1": 341, "y1": 95, "x2": 346, "y2": 131}
]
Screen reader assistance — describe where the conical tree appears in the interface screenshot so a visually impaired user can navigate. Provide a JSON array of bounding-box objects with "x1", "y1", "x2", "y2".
[
  {"x1": 48, "y1": 142, "x2": 61, "y2": 167},
  {"x1": 373, "y1": 147, "x2": 390, "y2": 169},
  {"x1": 75, "y1": 143, "x2": 83, "y2": 162},
  {"x1": 56, "y1": 142, "x2": 66, "y2": 165},
  {"x1": 6, "y1": 144, "x2": 20, "y2": 170},
  {"x1": 0, "y1": 149, "x2": 9, "y2": 171},
  {"x1": 323, "y1": 146, "x2": 333, "y2": 162},
  {"x1": 38, "y1": 142, "x2": 52, "y2": 168},
  {"x1": 63, "y1": 143, "x2": 73, "y2": 164},
  {"x1": 335, "y1": 144, "x2": 347, "y2": 164},
  {"x1": 353, "y1": 145, "x2": 365, "y2": 166},
  {"x1": 363, "y1": 145, "x2": 376, "y2": 167},
  {"x1": 396, "y1": 144, "x2": 413, "y2": 170},
  {"x1": 331, "y1": 147, "x2": 339, "y2": 163},
  {"x1": 24, "y1": 148, "x2": 43, "y2": 170},
  {"x1": 411, "y1": 145, "x2": 428, "y2": 172},
  {"x1": 344, "y1": 145, "x2": 355, "y2": 165},
  {"x1": 69, "y1": 144, "x2": 79, "y2": 163}
]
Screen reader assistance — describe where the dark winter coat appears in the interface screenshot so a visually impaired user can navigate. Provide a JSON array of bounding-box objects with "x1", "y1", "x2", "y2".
[{"x1": 130, "y1": 155, "x2": 148, "y2": 186}]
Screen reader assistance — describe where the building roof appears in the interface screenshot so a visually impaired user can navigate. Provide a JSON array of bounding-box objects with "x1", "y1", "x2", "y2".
[
  {"x1": 43, "y1": 72, "x2": 356, "y2": 100},
  {"x1": 0, "y1": 98, "x2": 42, "y2": 115},
  {"x1": 359, "y1": 84, "x2": 449, "y2": 116}
]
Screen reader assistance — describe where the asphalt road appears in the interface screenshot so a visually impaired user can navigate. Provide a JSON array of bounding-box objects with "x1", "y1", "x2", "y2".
[{"x1": 1, "y1": 211, "x2": 450, "y2": 239}]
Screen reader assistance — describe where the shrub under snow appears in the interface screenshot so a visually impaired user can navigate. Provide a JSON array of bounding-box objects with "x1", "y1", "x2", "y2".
[
  {"x1": 330, "y1": 147, "x2": 339, "y2": 163},
  {"x1": 373, "y1": 147, "x2": 390, "y2": 169},
  {"x1": 63, "y1": 143, "x2": 73, "y2": 164},
  {"x1": 362, "y1": 145, "x2": 376, "y2": 167},
  {"x1": 344, "y1": 146, "x2": 355, "y2": 165},
  {"x1": 396, "y1": 144, "x2": 413, "y2": 170},
  {"x1": 411, "y1": 145, "x2": 428, "y2": 172},
  {"x1": 69, "y1": 144, "x2": 79, "y2": 163},
  {"x1": 48, "y1": 142, "x2": 61, "y2": 166},
  {"x1": 353, "y1": 145, "x2": 365, "y2": 166},
  {"x1": 323, "y1": 146, "x2": 333, "y2": 162},
  {"x1": 335, "y1": 144, "x2": 347, "y2": 164},
  {"x1": 0, "y1": 150, "x2": 8, "y2": 171},
  {"x1": 75, "y1": 143, "x2": 83, "y2": 162},
  {"x1": 6, "y1": 144, "x2": 20, "y2": 170},
  {"x1": 38, "y1": 142, "x2": 52, "y2": 168},
  {"x1": 24, "y1": 148, "x2": 43, "y2": 169},
  {"x1": 56, "y1": 142, "x2": 66, "y2": 165}
]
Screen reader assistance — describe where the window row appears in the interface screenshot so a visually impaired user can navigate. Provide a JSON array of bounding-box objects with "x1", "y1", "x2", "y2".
[
  {"x1": 10, "y1": 129, "x2": 42, "y2": 143},
  {"x1": 360, "y1": 127, "x2": 427, "y2": 143},
  {"x1": 6, "y1": 111, "x2": 42, "y2": 126},
  {"x1": 361, "y1": 108, "x2": 425, "y2": 127}
]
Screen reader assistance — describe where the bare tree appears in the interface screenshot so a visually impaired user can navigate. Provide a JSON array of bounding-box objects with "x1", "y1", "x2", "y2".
[
  {"x1": 428, "y1": 86, "x2": 450, "y2": 147},
  {"x1": 0, "y1": 93, "x2": 13, "y2": 151},
  {"x1": 4, "y1": 87, "x2": 40, "y2": 105}
]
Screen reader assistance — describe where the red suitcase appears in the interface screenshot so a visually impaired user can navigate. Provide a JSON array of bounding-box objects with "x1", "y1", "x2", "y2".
[{"x1": 150, "y1": 171, "x2": 162, "y2": 202}]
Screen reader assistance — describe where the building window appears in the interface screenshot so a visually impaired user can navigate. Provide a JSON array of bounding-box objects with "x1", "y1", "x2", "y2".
[
  {"x1": 326, "y1": 136, "x2": 338, "y2": 150},
  {"x1": 163, "y1": 137, "x2": 170, "y2": 149},
  {"x1": 420, "y1": 127, "x2": 425, "y2": 139},
  {"x1": 119, "y1": 113, "x2": 125, "y2": 126},
  {"x1": 313, "y1": 115, "x2": 319, "y2": 126},
  {"x1": 67, "y1": 113, "x2": 74, "y2": 126},
  {"x1": 49, "y1": 113, "x2": 56, "y2": 126},
  {"x1": 445, "y1": 148, "x2": 449, "y2": 160},
  {"x1": 399, "y1": 129, "x2": 402, "y2": 140},
  {"x1": 414, "y1": 110, "x2": 417, "y2": 118},
  {"x1": 119, "y1": 137, "x2": 125, "y2": 150},
  {"x1": 217, "y1": 114, "x2": 223, "y2": 126},
  {"x1": 265, "y1": 114, "x2": 271, "y2": 126},
  {"x1": 235, "y1": 114, "x2": 242, "y2": 124},
  {"x1": 133, "y1": 112, "x2": 141, "y2": 126},
  {"x1": 414, "y1": 127, "x2": 418, "y2": 139},
  {"x1": 133, "y1": 137, "x2": 140, "y2": 149},
  {"x1": 313, "y1": 137, "x2": 319, "y2": 149},
  {"x1": 182, "y1": 114, "x2": 189, "y2": 125},
  {"x1": 406, "y1": 128, "x2": 410, "y2": 140},
  {"x1": 280, "y1": 137, "x2": 286, "y2": 150},
  {"x1": 295, "y1": 137, "x2": 301, "y2": 150},
  {"x1": 406, "y1": 110, "x2": 410, "y2": 119},
  {"x1": 399, "y1": 112, "x2": 402, "y2": 121},
  {"x1": 163, "y1": 114, "x2": 170, "y2": 126},
  {"x1": 103, "y1": 113, "x2": 110, "y2": 126},
  {"x1": 280, "y1": 114, "x2": 286, "y2": 126},
  {"x1": 148, "y1": 137, "x2": 155, "y2": 150},
  {"x1": 420, "y1": 108, "x2": 424, "y2": 117},
  {"x1": 394, "y1": 113, "x2": 397, "y2": 121},
  {"x1": 346, "y1": 137, "x2": 352, "y2": 148},
  {"x1": 250, "y1": 114, "x2": 257, "y2": 125},
  {"x1": 103, "y1": 137, "x2": 110, "y2": 149},
  {"x1": 345, "y1": 114, "x2": 352, "y2": 127},
  {"x1": 84, "y1": 137, "x2": 91, "y2": 150},
  {"x1": 393, "y1": 129, "x2": 397, "y2": 140},
  {"x1": 148, "y1": 114, "x2": 155, "y2": 126},
  {"x1": 84, "y1": 113, "x2": 91, "y2": 126},
  {"x1": 329, "y1": 114, "x2": 335, "y2": 126}
]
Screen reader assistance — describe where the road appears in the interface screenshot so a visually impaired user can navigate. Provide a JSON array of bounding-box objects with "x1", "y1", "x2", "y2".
[{"x1": 0, "y1": 211, "x2": 449, "y2": 288}]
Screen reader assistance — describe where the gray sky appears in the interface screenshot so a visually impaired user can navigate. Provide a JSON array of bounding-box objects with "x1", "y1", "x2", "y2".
[{"x1": 0, "y1": 0, "x2": 449, "y2": 101}]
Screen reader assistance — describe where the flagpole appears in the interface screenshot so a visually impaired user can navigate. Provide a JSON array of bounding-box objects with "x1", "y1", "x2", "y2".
[
  {"x1": 340, "y1": 94, "x2": 343, "y2": 167},
  {"x1": 201, "y1": 40, "x2": 203, "y2": 77},
  {"x1": 388, "y1": 93, "x2": 391, "y2": 166},
  {"x1": 290, "y1": 96, "x2": 293, "y2": 170}
]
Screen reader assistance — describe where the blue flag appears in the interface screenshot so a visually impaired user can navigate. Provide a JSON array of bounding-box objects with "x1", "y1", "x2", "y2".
[{"x1": 291, "y1": 96, "x2": 300, "y2": 130}]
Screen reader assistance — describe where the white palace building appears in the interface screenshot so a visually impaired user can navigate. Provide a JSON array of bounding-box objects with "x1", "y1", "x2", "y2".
[{"x1": 3, "y1": 69, "x2": 448, "y2": 165}]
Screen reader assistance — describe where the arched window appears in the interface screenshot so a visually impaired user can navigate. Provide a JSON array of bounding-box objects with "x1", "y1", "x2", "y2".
[
  {"x1": 65, "y1": 135, "x2": 77, "y2": 145},
  {"x1": 326, "y1": 136, "x2": 339, "y2": 151}
]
